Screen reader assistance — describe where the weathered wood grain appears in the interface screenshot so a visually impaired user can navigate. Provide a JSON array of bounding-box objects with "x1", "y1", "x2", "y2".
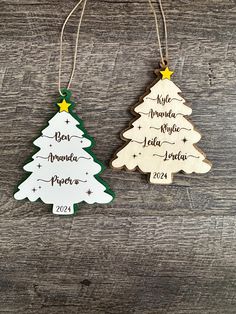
[{"x1": 0, "y1": 0, "x2": 235, "y2": 313}]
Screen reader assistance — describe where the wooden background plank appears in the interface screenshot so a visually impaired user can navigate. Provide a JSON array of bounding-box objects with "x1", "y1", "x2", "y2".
[{"x1": 0, "y1": 0, "x2": 235, "y2": 313}]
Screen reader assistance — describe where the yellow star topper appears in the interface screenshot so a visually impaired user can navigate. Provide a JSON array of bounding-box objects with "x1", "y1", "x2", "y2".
[
  {"x1": 57, "y1": 99, "x2": 71, "y2": 113},
  {"x1": 160, "y1": 67, "x2": 174, "y2": 80}
]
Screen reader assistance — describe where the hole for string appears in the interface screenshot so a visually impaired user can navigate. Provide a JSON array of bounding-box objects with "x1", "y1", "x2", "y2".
[
  {"x1": 60, "y1": 89, "x2": 71, "y2": 99},
  {"x1": 60, "y1": 90, "x2": 66, "y2": 97},
  {"x1": 160, "y1": 58, "x2": 168, "y2": 69}
]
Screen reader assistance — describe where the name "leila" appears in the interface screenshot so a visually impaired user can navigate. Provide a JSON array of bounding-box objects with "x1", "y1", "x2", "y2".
[{"x1": 143, "y1": 137, "x2": 161, "y2": 147}]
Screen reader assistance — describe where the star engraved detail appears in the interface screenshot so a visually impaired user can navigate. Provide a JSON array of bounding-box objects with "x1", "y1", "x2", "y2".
[
  {"x1": 86, "y1": 189, "x2": 93, "y2": 196},
  {"x1": 138, "y1": 126, "x2": 142, "y2": 130},
  {"x1": 32, "y1": 188, "x2": 36, "y2": 192},
  {"x1": 65, "y1": 119, "x2": 70, "y2": 124},
  {"x1": 37, "y1": 164, "x2": 42, "y2": 168},
  {"x1": 182, "y1": 138, "x2": 188, "y2": 143},
  {"x1": 133, "y1": 154, "x2": 137, "y2": 158}
]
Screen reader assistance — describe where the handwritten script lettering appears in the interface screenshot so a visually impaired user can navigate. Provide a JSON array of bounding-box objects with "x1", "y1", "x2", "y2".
[
  {"x1": 156, "y1": 94, "x2": 172, "y2": 105},
  {"x1": 50, "y1": 175, "x2": 86, "y2": 186},
  {"x1": 143, "y1": 137, "x2": 161, "y2": 148},
  {"x1": 164, "y1": 151, "x2": 187, "y2": 161},
  {"x1": 43, "y1": 132, "x2": 82, "y2": 142},
  {"x1": 47, "y1": 153, "x2": 90, "y2": 163},
  {"x1": 160, "y1": 123, "x2": 180, "y2": 135},
  {"x1": 147, "y1": 94, "x2": 172, "y2": 105},
  {"x1": 148, "y1": 109, "x2": 177, "y2": 119}
]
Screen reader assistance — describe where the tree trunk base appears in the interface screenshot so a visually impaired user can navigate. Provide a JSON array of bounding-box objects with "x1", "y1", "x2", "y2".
[
  {"x1": 149, "y1": 172, "x2": 173, "y2": 184},
  {"x1": 52, "y1": 204, "x2": 75, "y2": 215}
]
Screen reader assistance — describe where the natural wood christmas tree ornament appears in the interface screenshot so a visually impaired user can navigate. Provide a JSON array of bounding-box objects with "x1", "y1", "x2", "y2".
[
  {"x1": 111, "y1": 0, "x2": 211, "y2": 184},
  {"x1": 111, "y1": 67, "x2": 212, "y2": 184}
]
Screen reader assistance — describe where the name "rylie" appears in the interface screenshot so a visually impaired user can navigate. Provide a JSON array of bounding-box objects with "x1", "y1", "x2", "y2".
[{"x1": 160, "y1": 123, "x2": 180, "y2": 135}]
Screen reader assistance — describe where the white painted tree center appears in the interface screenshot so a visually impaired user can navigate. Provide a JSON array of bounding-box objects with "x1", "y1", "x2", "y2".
[{"x1": 14, "y1": 100, "x2": 113, "y2": 215}]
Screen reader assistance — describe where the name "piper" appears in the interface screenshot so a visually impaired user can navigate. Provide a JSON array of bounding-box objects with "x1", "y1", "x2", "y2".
[{"x1": 50, "y1": 175, "x2": 85, "y2": 186}]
